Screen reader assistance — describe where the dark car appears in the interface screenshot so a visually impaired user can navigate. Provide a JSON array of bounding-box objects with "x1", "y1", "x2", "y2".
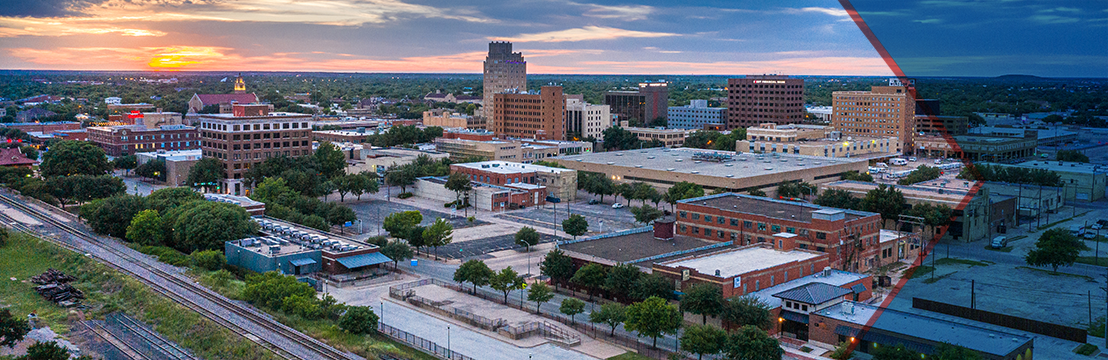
[{"x1": 588, "y1": 199, "x2": 600, "y2": 205}]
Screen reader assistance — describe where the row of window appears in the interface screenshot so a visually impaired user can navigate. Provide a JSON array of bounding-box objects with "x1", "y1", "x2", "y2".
[{"x1": 200, "y1": 121, "x2": 308, "y2": 131}]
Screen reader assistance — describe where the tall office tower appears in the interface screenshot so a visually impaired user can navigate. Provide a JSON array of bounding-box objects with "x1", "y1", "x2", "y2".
[
  {"x1": 604, "y1": 80, "x2": 668, "y2": 125},
  {"x1": 726, "y1": 75, "x2": 805, "y2": 129},
  {"x1": 198, "y1": 104, "x2": 313, "y2": 195},
  {"x1": 831, "y1": 78, "x2": 917, "y2": 154},
  {"x1": 493, "y1": 86, "x2": 565, "y2": 141},
  {"x1": 483, "y1": 42, "x2": 527, "y2": 125}
]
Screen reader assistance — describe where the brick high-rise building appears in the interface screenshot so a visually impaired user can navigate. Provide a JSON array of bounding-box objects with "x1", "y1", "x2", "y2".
[
  {"x1": 726, "y1": 75, "x2": 805, "y2": 129},
  {"x1": 565, "y1": 98, "x2": 610, "y2": 141},
  {"x1": 604, "y1": 80, "x2": 668, "y2": 125},
  {"x1": 198, "y1": 104, "x2": 313, "y2": 195},
  {"x1": 831, "y1": 78, "x2": 916, "y2": 154},
  {"x1": 492, "y1": 86, "x2": 565, "y2": 140},
  {"x1": 483, "y1": 42, "x2": 527, "y2": 124}
]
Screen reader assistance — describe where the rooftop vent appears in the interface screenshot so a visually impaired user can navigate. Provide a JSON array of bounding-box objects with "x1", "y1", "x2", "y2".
[
  {"x1": 667, "y1": 168, "x2": 675, "y2": 171},
  {"x1": 636, "y1": 165, "x2": 643, "y2": 168}
]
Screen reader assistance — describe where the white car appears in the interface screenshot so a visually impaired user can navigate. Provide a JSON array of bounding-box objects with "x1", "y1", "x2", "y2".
[
  {"x1": 934, "y1": 159, "x2": 943, "y2": 164},
  {"x1": 908, "y1": 157, "x2": 917, "y2": 162},
  {"x1": 612, "y1": 203, "x2": 624, "y2": 209}
]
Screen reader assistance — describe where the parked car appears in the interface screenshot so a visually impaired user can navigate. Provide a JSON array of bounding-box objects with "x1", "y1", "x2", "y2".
[
  {"x1": 1090, "y1": 223, "x2": 1103, "y2": 230},
  {"x1": 990, "y1": 236, "x2": 1008, "y2": 249},
  {"x1": 588, "y1": 199, "x2": 600, "y2": 205},
  {"x1": 908, "y1": 157, "x2": 918, "y2": 162},
  {"x1": 612, "y1": 203, "x2": 624, "y2": 209},
  {"x1": 1085, "y1": 232, "x2": 1098, "y2": 239},
  {"x1": 934, "y1": 159, "x2": 943, "y2": 164}
]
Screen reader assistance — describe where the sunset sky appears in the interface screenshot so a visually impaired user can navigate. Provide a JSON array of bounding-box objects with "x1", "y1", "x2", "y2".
[{"x1": 0, "y1": 0, "x2": 1103, "y2": 76}]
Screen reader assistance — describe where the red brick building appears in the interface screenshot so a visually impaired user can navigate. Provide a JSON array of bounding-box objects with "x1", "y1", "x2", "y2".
[
  {"x1": 86, "y1": 124, "x2": 200, "y2": 156},
  {"x1": 493, "y1": 86, "x2": 565, "y2": 140},
  {"x1": 1, "y1": 121, "x2": 81, "y2": 134},
  {"x1": 675, "y1": 193, "x2": 883, "y2": 272},
  {"x1": 198, "y1": 104, "x2": 313, "y2": 195},
  {"x1": 442, "y1": 129, "x2": 497, "y2": 141},
  {"x1": 726, "y1": 75, "x2": 805, "y2": 129}
]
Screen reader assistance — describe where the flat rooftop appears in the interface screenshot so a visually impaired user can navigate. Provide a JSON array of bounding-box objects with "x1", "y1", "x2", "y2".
[
  {"x1": 204, "y1": 193, "x2": 264, "y2": 208},
  {"x1": 660, "y1": 245, "x2": 819, "y2": 278},
  {"x1": 453, "y1": 161, "x2": 574, "y2": 174},
  {"x1": 815, "y1": 301, "x2": 1031, "y2": 356},
  {"x1": 136, "y1": 149, "x2": 202, "y2": 161},
  {"x1": 821, "y1": 180, "x2": 971, "y2": 204},
  {"x1": 559, "y1": 228, "x2": 718, "y2": 265},
  {"x1": 679, "y1": 193, "x2": 876, "y2": 223},
  {"x1": 557, "y1": 147, "x2": 865, "y2": 179},
  {"x1": 1007, "y1": 160, "x2": 1106, "y2": 174},
  {"x1": 746, "y1": 270, "x2": 868, "y2": 309}
]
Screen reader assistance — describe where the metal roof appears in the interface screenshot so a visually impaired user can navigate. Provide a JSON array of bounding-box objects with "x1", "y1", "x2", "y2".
[
  {"x1": 289, "y1": 258, "x2": 317, "y2": 267},
  {"x1": 335, "y1": 252, "x2": 391, "y2": 269},
  {"x1": 772, "y1": 282, "x2": 852, "y2": 305},
  {"x1": 851, "y1": 284, "x2": 867, "y2": 294}
]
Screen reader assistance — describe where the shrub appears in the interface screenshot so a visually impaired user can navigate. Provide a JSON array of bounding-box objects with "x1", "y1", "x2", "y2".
[
  {"x1": 397, "y1": 192, "x2": 414, "y2": 199},
  {"x1": 139, "y1": 245, "x2": 192, "y2": 267},
  {"x1": 1076, "y1": 343, "x2": 1098, "y2": 356},
  {"x1": 192, "y1": 250, "x2": 226, "y2": 271},
  {"x1": 339, "y1": 306, "x2": 379, "y2": 335}
]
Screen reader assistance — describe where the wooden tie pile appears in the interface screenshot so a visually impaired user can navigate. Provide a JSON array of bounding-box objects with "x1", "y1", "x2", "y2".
[{"x1": 31, "y1": 269, "x2": 84, "y2": 307}]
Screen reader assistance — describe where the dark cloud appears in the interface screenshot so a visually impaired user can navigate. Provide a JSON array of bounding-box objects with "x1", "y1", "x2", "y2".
[{"x1": 0, "y1": 0, "x2": 105, "y2": 17}]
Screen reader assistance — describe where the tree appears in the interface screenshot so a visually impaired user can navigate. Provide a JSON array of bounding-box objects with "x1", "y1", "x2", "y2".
[
  {"x1": 630, "y1": 205, "x2": 664, "y2": 224},
  {"x1": 243, "y1": 271, "x2": 316, "y2": 310},
  {"x1": 776, "y1": 181, "x2": 817, "y2": 199},
  {"x1": 562, "y1": 214, "x2": 589, "y2": 240},
  {"x1": 747, "y1": 189, "x2": 767, "y2": 197},
  {"x1": 870, "y1": 343, "x2": 918, "y2": 360},
  {"x1": 589, "y1": 303, "x2": 626, "y2": 336},
  {"x1": 338, "y1": 306, "x2": 379, "y2": 335},
  {"x1": 22, "y1": 341, "x2": 71, "y2": 360},
  {"x1": 187, "y1": 158, "x2": 223, "y2": 191},
  {"x1": 722, "y1": 296, "x2": 772, "y2": 330},
  {"x1": 80, "y1": 195, "x2": 148, "y2": 238},
  {"x1": 616, "y1": 182, "x2": 634, "y2": 206},
  {"x1": 454, "y1": 259, "x2": 494, "y2": 294},
  {"x1": 488, "y1": 267, "x2": 525, "y2": 304},
  {"x1": 380, "y1": 240, "x2": 413, "y2": 270},
  {"x1": 815, "y1": 189, "x2": 861, "y2": 211},
  {"x1": 406, "y1": 226, "x2": 427, "y2": 254},
  {"x1": 39, "y1": 140, "x2": 111, "y2": 177},
  {"x1": 47, "y1": 175, "x2": 124, "y2": 207},
  {"x1": 559, "y1": 298, "x2": 586, "y2": 324},
  {"x1": 251, "y1": 177, "x2": 299, "y2": 205},
  {"x1": 861, "y1": 185, "x2": 908, "y2": 228},
  {"x1": 724, "y1": 325, "x2": 783, "y2": 360},
  {"x1": 601, "y1": 126, "x2": 641, "y2": 151},
  {"x1": 570, "y1": 263, "x2": 607, "y2": 300},
  {"x1": 167, "y1": 201, "x2": 258, "y2": 252},
  {"x1": 192, "y1": 250, "x2": 226, "y2": 271},
  {"x1": 1057, "y1": 150, "x2": 1089, "y2": 163},
  {"x1": 314, "y1": 141, "x2": 348, "y2": 179},
  {"x1": 604, "y1": 263, "x2": 642, "y2": 301},
  {"x1": 112, "y1": 154, "x2": 137, "y2": 175},
  {"x1": 527, "y1": 282, "x2": 554, "y2": 314},
  {"x1": 422, "y1": 218, "x2": 453, "y2": 260},
  {"x1": 681, "y1": 283, "x2": 724, "y2": 324},
  {"x1": 383, "y1": 211, "x2": 423, "y2": 240},
  {"x1": 630, "y1": 273, "x2": 674, "y2": 301},
  {"x1": 146, "y1": 187, "x2": 202, "y2": 213},
  {"x1": 134, "y1": 159, "x2": 167, "y2": 182},
  {"x1": 840, "y1": 170, "x2": 874, "y2": 182},
  {"x1": 680, "y1": 324, "x2": 727, "y2": 360},
  {"x1": 445, "y1": 172, "x2": 473, "y2": 205},
  {"x1": 933, "y1": 343, "x2": 983, "y2": 360},
  {"x1": 126, "y1": 209, "x2": 164, "y2": 246},
  {"x1": 0, "y1": 308, "x2": 30, "y2": 348},
  {"x1": 665, "y1": 181, "x2": 704, "y2": 212},
  {"x1": 540, "y1": 249, "x2": 575, "y2": 291},
  {"x1": 385, "y1": 163, "x2": 419, "y2": 194},
  {"x1": 624, "y1": 296, "x2": 682, "y2": 348},
  {"x1": 514, "y1": 226, "x2": 540, "y2": 252},
  {"x1": 1025, "y1": 228, "x2": 1089, "y2": 273},
  {"x1": 358, "y1": 172, "x2": 380, "y2": 200}
]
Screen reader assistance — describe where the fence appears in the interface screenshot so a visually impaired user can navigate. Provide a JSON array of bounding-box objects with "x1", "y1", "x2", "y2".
[
  {"x1": 379, "y1": 323, "x2": 475, "y2": 360},
  {"x1": 913, "y1": 297, "x2": 1086, "y2": 342}
]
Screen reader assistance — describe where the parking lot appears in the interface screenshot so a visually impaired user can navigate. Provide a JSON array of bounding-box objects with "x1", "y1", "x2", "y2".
[
  {"x1": 347, "y1": 199, "x2": 489, "y2": 237},
  {"x1": 433, "y1": 232, "x2": 561, "y2": 260},
  {"x1": 495, "y1": 190, "x2": 645, "y2": 235}
]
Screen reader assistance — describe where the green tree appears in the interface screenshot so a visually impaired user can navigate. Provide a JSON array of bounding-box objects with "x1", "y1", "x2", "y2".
[
  {"x1": 561, "y1": 214, "x2": 589, "y2": 240},
  {"x1": 422, "y1": 218, "x2": 453, "y2": 260},
  {"x1": 0, "y1": 308, "x2": 30, "y2": 348},
  {"x1": 630, "y1": 273, "x2": 675, "y2": 301},
  {"x1": 862, "y1": 184, "x2": 908, "y2": 228},
  {"x1": 665, "y1": 181, "x2": 704, "y2": 212},
  {"x1": 454, "y1": 259, "x2": 494, "y2": 294},
  {"x1": 125, "y1": 209, "x2": 164, "y2": 246},
  {"x1": 1056, "y1": 150, "x2": 1090, "y2": 163},
  {"x1": 624, "y1": 296, "x2": 682, "y2": 348},
  {"x1": 897, "y1": 165, "x2": 943, "y2": 185},
  {"x1": 444, "y1": 172, "x2": 473, "y2": 205},
  {"x1": 630, "y1": 205, "x2": 664, "y2": 224},
  {"x1": 747, "y1": 189, "x2": 767, "y2": 197},
  {"x1": 1025, "y1": 228, "x2": 1089, "y2": 273},
  {"x1": 722, "y1": 296, "x2": 772, "y2": 330},
  {"x1": 559, "y1": 298, "x2": 586, "y2": 324},
  {"x1": 385, "y1": 163, "x2": 418, "y2": 194},
  {"x1": 338, "y1": 306, "x2": 379, "y2": 335},
  {"x1": 681, "y1": 283, "x2": 724, "y2": 324},
  {"x1": 724, "y1": 325, "x2": 783, "y2": 360},
  {"x1": 841, "y1": 170, "x2": 874, "y2": 182},
  {"x1": 22, "y1": 341, "x2": 70, "y2": 360},
  {"x1": 314, "y1": 141, "x2": 348, "y2": 179},
  {"x1": 489, "y1": 267, "x2": 525, "y2": 304},
  {"x1": 870, "y1": 343, "x2": 918, "y2": 360},
  {"x1": 514, "y1": 226, "x2": 540, "y2": 252},
  {"x1": 406, "y1": 226, "x2": 427, "y2": 254},
  {"x1": 112, "y1": 154, "x2": 137, "y2": 175},
  {"x1": 167, "y1": 201, "x2": 258, "y2": 252},
  {"x1": 589, "y1": 303, "x2": 627, "y2": 336},
  {"x1": 242, "y1": 271, "x2": 317, "y2": 310},
  {"x1": 187, "y1": 158, "x2": 223, "y2": 191},
  {"x1": 134, "y1": 159, "x2": 167, "y2": 182},
  {"x1": 680, "y1": 324, "x2": 727, "y2": 360},
  {"x1": 146, "y1": 187, "x2": 202, "y2": 213},
  {"x1": 39, "y1": 140, "x2": 111, "y2": 177},
  {"x1": 540, "y1": 249, "x2": 576, "y2": 291},
  {"x1": 815, "y1": 189, "x2": 861, "y2": 211},
  {"x1": 383, "y1": 211, "x2": 423, "y2": 240},
  {"x1": 617, "y1": 182, "x2": 635, "y2": 206},
  {"x1": 527, "y1": 282, "x2": 554, "y2": 314},
  {"x1": 251, "y1": 177, "x2": 299, "y2": 205},
  {"x1": 571, "y1": 263, "x2": 607, "y2": 300},
  {"x1": 80, "y1": 195, "x2": 148, "y2": 238},
  {"x1": 604, "y1": 263, "x2": 642, "y2": 301},
  {"x1": 379, "y1": 240, "x2": 413, "y2": 270},
  {"x1": 933, "y1": 343, "x2": 983, "y2": 360},
  {"x1": 191, "y1": 250, "x2": 225, "y2": 271}
]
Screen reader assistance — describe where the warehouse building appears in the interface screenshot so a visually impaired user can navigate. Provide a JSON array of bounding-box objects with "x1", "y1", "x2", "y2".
[
  {"x1": 225, "y1": 218, "x2": 391, "y2": 278},
  {"x1": 977, "y1": 160, "x2": 1106, "y2": 202}
]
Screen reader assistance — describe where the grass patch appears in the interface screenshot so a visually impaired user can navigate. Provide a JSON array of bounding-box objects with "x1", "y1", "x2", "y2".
[
  {"x1": 0, "y1": 232, "x2": 277, "y2": 360},
  {"x1": 908, "y1": 265, "x2": 935, "y2": 279},
  {"x1": 608, "y1": 352, "x2": 654, "y2": 360},
  {"x1": 935, "y1": 258, "x2": 992, "y2": 267},
  {"x1": 800, "y1": 346, "x2": 813, "y2": 353},
  {"x1": 1076, "y1": 256, "x2": 1108, "y2": 267},
  {"x1": 1089, "y1": 316, "x2": 1105, "y2": 338},
  {"x1": 1075, "y1": 343, "x2": 1098, "y2": 356},
  {"x1": 1016, "y1": 266, "x2": 1096, "y2": 281}
]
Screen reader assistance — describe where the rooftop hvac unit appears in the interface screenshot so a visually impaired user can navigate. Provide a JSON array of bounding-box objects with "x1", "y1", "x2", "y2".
[{"x1": 270, "y1": 246, "x2": 280, "y2": 254}]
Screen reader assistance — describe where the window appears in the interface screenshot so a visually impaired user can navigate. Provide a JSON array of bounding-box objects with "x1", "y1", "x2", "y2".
[
  {"x1": 718, "y1": 217, "x2": 725, "y2": 225},
  {"x1": 771, "y1": 225, "x2": 781, "y2": 232},
  {"x1": 704, "y1": 215, "x2": 712, "y2": 222},
  {"x1": 816, "y1": 232, "x2": 827, "y2": 240},
  {"x1": 730, "y1": 232, "x2": 737, "y2": 240},
  {"x1": 758, "y1": 223, "x2": 766, "y2": 231},
  {"x1": 802, "y1": 305, "x2": 808, "y2": 311},
  {"x1": 731, "y1": 218, "x2": 738, "y2": 226},
  {"x1": 717, "y1": 230, "x2": 724, "y2": 239},
  {"x1": 786, "y1": 227, "x2": 795, "y2": 234},
  {"x1": 744, "y1": 221, "x2": 753, "y2": 229},
  {"x1": 692, "y1": 213, "x2": 700, "y2": 220},
  {"x1": 692, "y1": 227, "x2": 700, "y2": 234}
]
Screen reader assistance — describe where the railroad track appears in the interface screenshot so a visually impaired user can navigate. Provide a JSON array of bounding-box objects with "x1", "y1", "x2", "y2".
[{"x1": 0, "y1": 193, "x2": 359, "y2": 360}]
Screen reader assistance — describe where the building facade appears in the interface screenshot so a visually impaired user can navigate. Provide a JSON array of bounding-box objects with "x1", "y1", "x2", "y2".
[
  {"x1": 915, "y1": 134, "x2": 1036, "y2": 161},
  {"x1": 604, "y1": 81, "x2": 668, "y2": 124},
  {"x1": 492, "y1": 86, "x2": 565, "y2": 140},
  {"x1": 434, "y1": 138, "x2": 521, "y2": 161},
  {"x1": 198, "y1": 104, "x2": 314, "y2": 195},
  {"x1": 738, "y1": 123, "x2": 895, "y2": 158},
  {"x1": 623, "y1": 126, "x2": 687, "y2": 147},
  {"x1": 423, "y1": 109, "x2": 485, "y2": 129},
  {"x1": 832, "y1": 79, "x2": 916, "y2": 154},
  {"x1": 565, "y1": 98, "x2": 611, "y2": 140},
  {"x1": 483, "y1": 41, "x2": 527, "y2": 122},
  {"x1": 450, "y1": 161, "x2": 577, "y2": 201},
  {"x1": 668, "y1": 100, "x2": 726, "y2": 129},
  {"x1": 980, "y1": 160, "x2": 1107, "y2": 202},
  {"x1": 726, "y1": 75, "x2": 805, "y2": 129},
  {"x1": 87, "y1": 124, "x2": 200, "y2": 156}
]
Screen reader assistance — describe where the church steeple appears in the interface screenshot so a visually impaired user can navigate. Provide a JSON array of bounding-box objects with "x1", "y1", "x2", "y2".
[{"x1": 234, "y1": 73, "x2": 246, "y2": 94}]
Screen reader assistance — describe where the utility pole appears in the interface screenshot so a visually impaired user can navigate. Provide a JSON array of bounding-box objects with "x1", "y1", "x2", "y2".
[{"x1": 971, "y1": 280, "x2": 975, "y2": 310}]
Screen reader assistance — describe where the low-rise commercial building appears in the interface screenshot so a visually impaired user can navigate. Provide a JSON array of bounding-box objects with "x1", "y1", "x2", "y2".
[
  {"x1": 226, "y1": 218, "x2": 390, "y2": 277},
  {"x1": 746, "y1": 269, "x2": 871, "y2": 339},
  {"x1": 653, "y1": 237, "x2": 829, "y2": 298},
  {"x1": 412, "y1": 176, "x2": 546, "y2": 211},
  {"x1": 198, "y1": 104, "x2": 314, "y2": 195},
  {"x1": 982, "y1": 182, "x2": 1064, "y2": 218},
  {"x1": 422, "y1": 109, "x2": 485, "y2": 129},
  {"x1": 434, "y1": 137, "x2": 521, "y2": 161},
  {"x1": 565, "y1": 98, "x2": 610, "y2": 140},
  {"x1": 668, "y1": 100, "x2": 725, "y2": 130},
  {"x1": 915, "y1": 115, "x2": 968, "y2": 136},
  {"x1": 915, "y1": 134, "x2": 1037, "y2": 162},
  {"x1": 1, "y1": 121, "x2": 81, "y2": 134},
  {"x1": 450, "y1": 161, "x2": 577, "y2": 201},
  {"x1": 623, "y1": 126, "x2": 687, "y2": 147},
  {"x1": 313, "y1": 130, "x2": 369, "y2": 144},
  {"x1": 136, "y1": 149, "x2": 203, "y2": 187},
  {"x1": 979, "y1": 160, "x2": 1106, "y2": 202},
  {"x1": 346, "y1": 148, "x2": 450, "y2": 176},
  {"x1": 738, "y1": 123, "x2": 895, "y2": 159},
  {"x1": 553, "y1": 147, "x2": 868, "y2": 193},
  {"x1": 87, "y1": 124, "x2": 199, "y2": 156}
]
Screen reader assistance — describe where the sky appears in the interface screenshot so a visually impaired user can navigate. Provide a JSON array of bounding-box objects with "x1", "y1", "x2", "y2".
[{"x1": 0, "y1": 0, "x2": 1103, "y2": 77}]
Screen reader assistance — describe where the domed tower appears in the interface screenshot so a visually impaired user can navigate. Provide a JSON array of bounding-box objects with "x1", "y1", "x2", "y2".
[{"x1": 234, "y1": 73, "x2": 246, "y2": 94}]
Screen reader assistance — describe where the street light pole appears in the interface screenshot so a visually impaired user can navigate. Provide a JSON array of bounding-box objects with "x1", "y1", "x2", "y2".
[{"x1": 447, "y1": 325, "x2": 451, "y2": 358}]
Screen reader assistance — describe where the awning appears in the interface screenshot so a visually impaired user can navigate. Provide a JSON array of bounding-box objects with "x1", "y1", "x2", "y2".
[
  {"x1": 780, "y1": 310, "x2": 809, "y2": 324},
  {"x1": 289, "y1": 258, "x2": 317, "y2": 267},
  {"x1": 851, "y1": 284, "x2": 867, "y2": 294},
  {"x1": 335, "y1": 252, "x2": 392, "y2": 269}
]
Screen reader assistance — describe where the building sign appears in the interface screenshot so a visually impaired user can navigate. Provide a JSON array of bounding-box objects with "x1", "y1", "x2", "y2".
[
  {"x1": 733, "y1": 276, "x2": 742, "y2": 289},
  {"x1": 753, "y1": 80, "x2": 785, "y2": 84},
  {"x1": 681, "y1": 269, "x2": 690, "y2": 281}
]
